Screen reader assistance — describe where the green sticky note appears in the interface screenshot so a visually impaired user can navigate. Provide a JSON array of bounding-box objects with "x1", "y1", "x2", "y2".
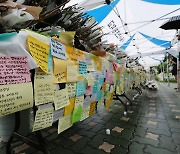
[{"x1": 72, "y1": 106, "x2": 82, "y2": 123}]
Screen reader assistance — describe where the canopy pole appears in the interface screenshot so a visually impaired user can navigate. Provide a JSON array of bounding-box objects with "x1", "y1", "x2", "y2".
[
  {"x1": 166, "y1": 52, "x2": 170, "y2": 86},
  {"x1": 163, "y1": 61, "x2": 165, "y2": 81},
  {"x1": 177, "y1": 30, "x2": 180, "y2": 91}
]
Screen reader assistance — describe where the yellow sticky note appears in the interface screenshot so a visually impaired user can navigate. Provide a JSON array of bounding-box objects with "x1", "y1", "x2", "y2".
[
  {"x1": 27, "y1": 35, "x2": 49, "y2": 73},
  {"x1": 66, "y1": 83, "x2": 76, "y2": 98},
  {"x1": 87, "y1": 65, "x2": 95, "y2": 72},
  {"x1": 91, "y1": 55, "x2": 102, "y2": 71},
  {"x1": 58, "y1": 31, "x2": 76, "y2": 46},
  {"x1": 33, "y1": 107, "x2": 54, "y2": 132},
  {"x1": 81, "y1": 106, "x2": 90, "y2": 121},
  {"x1": 58, "y1": 114, "x2": 72, "y2": 134},
  {"x1": 109, "y1": 93, "x2": 113, "y2": 103},
  {"x1": 75, "y1": 96, "x2": 84, "y2": 108},
  {"x1": 0, "y1": 82, "x2": 33, "y2": 117},
  {"x1": 98, "y1": 98, "x2": 103, "y2": 107},
  {"x1": 54, "y1": 89, "x2": 70, "y2": 110},
  {"x1": 67, "y1": 65, "x2": 78, "y2": 82},
  {"x1": 34, "y1": 69, "x2": 54, "y2": 106},
  {"x1": 53, "y1": 57, "x2": 75, "y2": 83},
  {"x1": 75, "y1": 49, "x2": 85, "y2": 61},
  {"x1": 66, "y1": 46, "x2": 78, "y2": 63},
  {"x1": 110, "y1": 85, "x2": 114, "y2": 93},
  {"x1": 105, "y1": 100, "x2": 110, "y2": 110},
  {"x1": 86, "y1": 73, "x2": 94, "y2": 86},
  {"x1": 89, "y1": 101, "x2": 96, "y2": 116},
  {"x1": 64, "y1": 98, "x2": 75, "y2": 116}
]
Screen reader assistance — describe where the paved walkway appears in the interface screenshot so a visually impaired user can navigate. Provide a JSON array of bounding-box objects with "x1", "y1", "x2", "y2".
[{"x1": 0, "y1": 83, "x2": 180, "y2": 154}]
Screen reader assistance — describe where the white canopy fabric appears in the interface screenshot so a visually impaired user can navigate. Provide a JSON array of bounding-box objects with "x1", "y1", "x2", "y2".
[{"x1": 66, "y1": 0, "x2": 180, "y2": 67}]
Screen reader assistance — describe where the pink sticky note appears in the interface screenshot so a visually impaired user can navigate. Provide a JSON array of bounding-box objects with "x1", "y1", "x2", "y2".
[
  {"x1": 109, "y1": 74, "x2": 114, "y2": 84},
  {"x1": 86, "y1": 86, "x2": 92, "y2": 96},
  {"x1": 0, "y1": 56, "x2": 31, "y2": 85},
  {"x1": 112, "y1": 62, "x2": 118, "y2": 71}
]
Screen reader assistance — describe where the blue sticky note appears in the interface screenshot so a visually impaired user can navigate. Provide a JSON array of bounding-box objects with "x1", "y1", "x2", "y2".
[
  {"x1": 93, "y1": 82, "x2": 98, "y2": 94},
  {"x1": 98, "y1": 78, "x2": 104, "y2": 88},
  {"x1": 76, "y1": 81, "x2": 86, "y2": 96},
  {"x1": 48, "y1": 49, "x2": 52, "y2": 71},
  {"x1": 96, "y1": 90, "x2": 102, "y2": 101},
  {"x1": 79, "y1": 61, "x2": 87, "y2": 76}
]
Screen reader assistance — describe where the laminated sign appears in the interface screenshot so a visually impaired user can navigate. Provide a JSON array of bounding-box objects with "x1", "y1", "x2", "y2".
[{"x1": 51, "y1": 38, "x2": 67, "y2": 60}]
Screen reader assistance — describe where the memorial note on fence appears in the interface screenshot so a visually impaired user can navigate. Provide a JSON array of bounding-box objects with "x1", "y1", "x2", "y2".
[
  {"x1": 28, "y1": 35, "x2": 49, "y2": 73},
  {"x1": 79, "y1": 61, "x2": 87, "y2": 76},
  {"x1": 51, "y1": 38, "x2": 67, "y2": 60},
  {"x1": 58, "y1": 114, "x2": 72, "y2": 134},
  {"x1": 86, "y1": 73, "x2": 94, "y2": 86},
  {"x1": 66, "y1": 83, "x2": 76, "y2": 98},
  {"x1": 72, "y1": 106, "x2": 82, "y2": 123},
  {"x1": 53, "y1": 58, "x2": 75, "y2": 83},
  {"x1": 34, "y1": 69, "x2": 54, "y2": 106},
  {"x1": 75, "y1": 96, "x2": 84, "y2": 108},
  {"x1": 76, "y1": 81, "x2": 86, "y2": 96},
  {"x1": 81, "y1": 106, "x2": 90, "y2": 121},
  {"x1": 0, "y1": 56, "x2": 31, "y2": 85},
  {"x1": 0, "y1": 82, "x2": 33, "y2": 117},
  {"x1": 54, "y1": 88, "x2": 70, "y2": 110},
  {"x1": 67, "y1": 65, "x2": 78, "y2": 82},
  {"x1": 33, "y1": 107, "x2": 54, "y2": 131},
  {"x1": 64, "y1": 97, "x2": 75, "y2": 116}
]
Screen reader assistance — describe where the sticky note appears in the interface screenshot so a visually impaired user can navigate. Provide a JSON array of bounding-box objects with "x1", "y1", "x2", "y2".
[
  {"x1": 86, "y1": 73, "x2": 94, "y2": 86},
  {"x1": 112, "y1": 62, "x2": 118, "y2": 71},
  {"x1": 75, "y1": 96, "x2": 84, "y2": 108},
  {"x1": 53, "y1": 57, "x2": 75, "y2": 83},
  {"x1": 33, "y1": 107, "x2": 54, "y2": 131},
  {"x1": 86, "y1": 86, "x2": 92, "y2": 96},
  {"x1": 81, "y1": 106, "x2": 90, "y2": 121},
  {"x1": 98, "y1": 98, "x2": 103, "y2": 107},
  {"x1": 91, "y1": 55, "x2": 102, "y2": 71},
  {"x1": 76, "y1": 81, "x2": 86, "y2": 96},
  {"x1": 51, "y1": 38, "x2": 66, "y2": 60},
  {"x1": 96, "y1": 90, "x2": 102, "y2": 101},
  {"x1": 66, "y1": 83, "x2": 76, "y2": 98},
  {"x1": 58, "y1": 31, "x2": 76, "y2": 46},
  {"x1": 93, "y1": 82, "x2": 98, "y2": 94},
  {"x1": 28, "y1": 35, "x2": 49, "y2": 72},
  {"x1": 105, "y1": 100, "x2": 110, "y2": 110},
  {"x1": 89, "y1": 101, "x2": 96, "y2": 116},
  {"x1": 0, "y1": 82, "x2": 33, "y2": 117},
  {"x1": 79, "y1": 61, "x2": 87, "y2": 76},
  {"x1": 98, "y1": 78, "x2": 104, "y2": 88},
  {"x1": 58, "y1": 114, "x2": 72, "y2": 134},
  {"x1": 67, "y1": 65, "x2": 78, "y2": 82},
  {"x1": 0, "y1": 56, "x2": 31, "y2": 85},
  {"x1": 64, "y1": 98, "x2": 75, "y2": 116},
  {"x1": 34, "y1": 69, "x2": 54, "y2": 106},
  {"x1": 101, "y1": 60, "x2": 106, "y2": 78},
  {"x1": 72, "y1": 106, "x2": 82, "y2": 123},
  {"x1": 87, "y1": 65, "x2": 95, "y2": 72},
  {"x1": 54, "y1": 88, "x2": 70, "y2": 110}
]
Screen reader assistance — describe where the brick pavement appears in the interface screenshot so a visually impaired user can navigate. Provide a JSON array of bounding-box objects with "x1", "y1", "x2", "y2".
[{"x1": 0, "y1": 83, "x2": 180, "y2": 154}]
